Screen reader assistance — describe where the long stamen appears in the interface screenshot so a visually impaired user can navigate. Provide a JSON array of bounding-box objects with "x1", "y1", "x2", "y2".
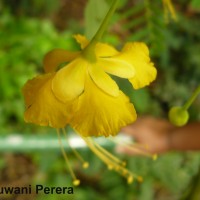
[
  {"x1": 92, "y1": 139, "x2": 143, "y2": 182},
  {"x1": 62, "y1": 128, "x2": 89, "y2": 169},
  {"x1": 93, "y1": 140, "x2": 126, "y2": 167},
  {"x1": 111, "y1": 137, "x2": 157, "y2": 160},
  {"x1": 83, "y1": 137, "x2": 114, "y2": 168},
  {"x1": 56, "y1": 129, "x2": 80, "y2": 186},
  {"x1": 82, "y1": 137, "x2": 142, "y2": 184}
]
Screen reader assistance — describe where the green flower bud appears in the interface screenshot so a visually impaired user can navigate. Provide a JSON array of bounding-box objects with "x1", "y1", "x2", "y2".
[{"x1": 168, "y1": 106, "x2": 189, "y2": 127}]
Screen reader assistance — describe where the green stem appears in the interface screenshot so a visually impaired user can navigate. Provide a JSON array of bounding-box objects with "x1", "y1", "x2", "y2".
[
  {"x1": 82, "y1": 0, "x2": 119, "y2": 60},
  {"x1": 183, "y1": 85, "x2": 200, "y2": 110},
  {"x1": 91, "y1": 0, "x2": 119, "y2": 43}
]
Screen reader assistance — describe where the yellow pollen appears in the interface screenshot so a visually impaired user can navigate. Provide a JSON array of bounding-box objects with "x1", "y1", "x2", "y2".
[
  {"x1": 83, "y1": 162, "x2": 89, "y2": 169},
  {"x1": 127, "y1": 176, "x2": 134, "y2": 184},
  {"x1": 73, "y1": 179, "x2": 80, "y2": 186},
  {"x1": 152, "y1": 154, "x2": 158, "y2": 161},
  {"x1": 137, "y1": 176, "x2": 143, "y2": 182}
]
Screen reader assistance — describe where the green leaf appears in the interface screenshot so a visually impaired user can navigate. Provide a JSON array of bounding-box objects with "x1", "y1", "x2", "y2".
[{"x1": 130, "y1": 88, "x2": 151, "y2": 113}]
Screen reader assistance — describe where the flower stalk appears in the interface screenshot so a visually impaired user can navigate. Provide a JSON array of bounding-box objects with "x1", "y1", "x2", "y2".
[
  {"x1": 169, "y1": 85, "x2": 200, "y2": 126},
  {"x1": 183, "y1": 85, "x2": 200, "y2": 110},
  {"x1": 91, "y1": 0, "x2": 119, "y2": 43},
  {"x1": 82, "y1": 0, "x2": 119, "y2": 60}
]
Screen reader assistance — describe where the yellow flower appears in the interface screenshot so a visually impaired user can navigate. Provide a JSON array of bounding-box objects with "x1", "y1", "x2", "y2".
[
  {"x1": 23, "y1": 34, "x2": 157, "y2": 185},
  {"x1": 23, "y1": 35, "x2": 156, "y2": 136}
]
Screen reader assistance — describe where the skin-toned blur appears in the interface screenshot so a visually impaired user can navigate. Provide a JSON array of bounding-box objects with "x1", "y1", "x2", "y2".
[{"x1": 118, "y1": 116, "x2": 200, "y2": 155}]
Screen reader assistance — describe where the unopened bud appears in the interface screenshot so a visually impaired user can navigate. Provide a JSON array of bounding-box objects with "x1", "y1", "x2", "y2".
[{"x1": 168, "y1": 106, "x2": 189, "y2": 126}]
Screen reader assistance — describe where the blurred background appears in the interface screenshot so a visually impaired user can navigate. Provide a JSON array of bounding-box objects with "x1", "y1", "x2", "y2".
[{"x1": 0, "y1": 0, "x2": 200, "y2": 199}]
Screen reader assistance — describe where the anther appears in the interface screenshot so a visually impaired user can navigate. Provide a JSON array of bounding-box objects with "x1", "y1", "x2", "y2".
[
  {"x1": 137, "y1": 176, "x2": 143, "y2": 182},
  {"x1": 122, "y1": 169, "x2": 128, "y2": 176},
  {"x1": 152, "y1": 154, "x2": 157, "y2": 161},
  {"x1": 108, "y1": 165, "x2": 113, "y2": 170},
  {"x1": 83, "y1": 162, "x2": 89, "y2": 169},
  {"x1": 62, "y1": 128, "x2": 89, "y2": 169},
  {"x1": 57, "y1": 129, "x2": 80, "y2": 186},
  {"x1": 127, "y1": 176, "x2": 133, "y2": 184},
  {"x1": 121, "y1": 161, "x2": 126, "y2": 167},
  {"x1": 73, "y1": 179, "x2": 80, "y2": 186}
]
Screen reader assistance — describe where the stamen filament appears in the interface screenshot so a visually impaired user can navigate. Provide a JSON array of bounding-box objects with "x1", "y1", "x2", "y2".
[
  {"x1": 82, "y1": 0, "x2": 119, "y2": 60},
  {"x1": 62, "y1": 129, "x2": 89, "y2": 169},
  {"x1": 83, "y1": 137, "x2": 115, "y2": 167},
  {"x1": 91, "y1": 0, "x2": 119, "y2": 43},
  {"x1": 109, "y1": 137, "x2": 148, "y2": 149},
  {"x1": 82, "y1": 137, "x2": 140, "y2": 183},
  {"x1": 115, "y1": 139, "x2": 149, "y2": 156},
  {"x1": 94, "y1": 140, "x2": 126, "y2": 166},
  {"x1": 56, "y1": 129, "x2": 80, "y2": 186},
  {"x1": 112, "y1": 137, "x2": 157, "y2": 160}
]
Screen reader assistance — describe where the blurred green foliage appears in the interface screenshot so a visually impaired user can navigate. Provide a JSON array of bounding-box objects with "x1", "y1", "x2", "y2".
[
  {"x1": 0, "y1": 0, "x2": 200, "y2": 200},
  {"x1": 190, "y1": 0, "x2": 200, "y2": 9},
  {"x1": 0, "y1": 9, "x2": 79, "y2": 133}
]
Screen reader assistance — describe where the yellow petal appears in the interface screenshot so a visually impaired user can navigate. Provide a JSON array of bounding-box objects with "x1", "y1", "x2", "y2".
[
  {"x1": 95, "y1": 43, "x2": 119, "y2": 57},
  {"x1": 88, "y1": 62, "x2": 119, "y2": 97},
  {"x1": 52, "y1": 58, "x2": 86, "y2": 102},
  {"x1": 22, "y1": 73, "x2": 75, "y2": 128},
  {"x1": 73, "y1": 34, "x2": 118, "y2": 57},
  {"x1": 71, "y1": 76, "x2": 137, "y2": 137},
  {"x1": 98, "y1": 57, "x2": 135, "y2": 78},
  {"x1": 43, "y1": 49, "x2": 80, "y2": 73},
  {"x1": 117, "y1": 42, "x2": 157, "y2": 89},
  {"x1": 73, "y1": 34, "x2": 89, "y2": 49}
]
